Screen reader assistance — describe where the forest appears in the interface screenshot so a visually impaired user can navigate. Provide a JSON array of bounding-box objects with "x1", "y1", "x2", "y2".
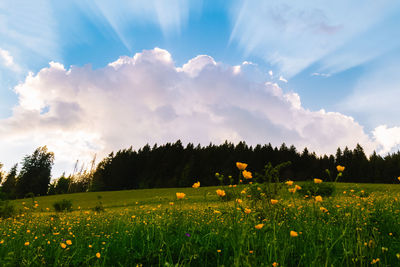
[{"x1": 1, "y1": 140, "x2": 400, "y2": 198}]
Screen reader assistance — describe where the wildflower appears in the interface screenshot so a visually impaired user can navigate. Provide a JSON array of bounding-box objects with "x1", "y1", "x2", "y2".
[
  {"x1": 89, "y1": 244, "x2": 92, "y2": 248},
  {"x1": 214, "y1": 210, "x2": 221, "y2": 214},
  {"x1": 242, "y1": 170, "x2": 252, "y2": 179},
  {"x1": 320, "y1": 207, "x2": 328, "y2": 213},
  {"x1": 255, "y1": 224, "x2": 264, "y2": 229},
  {"x1": 241, "y1": 189, "x2": 246, "y2": 194},
  {"x1": 24, "y1": 241, "x2": 29, "y2": 246},
  {"x1": 176, "y1": 192, "x2": 186, "y2": 200},
  {"x1": 288, "y1": 188, "x2": 296, "y2": 193},
  {"x1": 96, "y1": 252, "x2": 101, "y2": 258},
  {"x1": 397, "y1": 253, "x2": 400, "y2": 259},
  {"x1": 192, "y1": 181, "x2": 200, "y2": 188},
  {"x1": 60, "y1": 243, "x2": 67, "y2": 249},
  {"x1": 285, "y1": 180, "x2": 294, "y2": 186},
  {"x1": 66, "y1": 240, "x2": 72, "y2": 245},
  {"x1": 217, "y1": 249, "x2": 221, "y2": 253},
  {"x1": 244, "y1": 208, "x2": 251, "y2": 214},
  {"x1": 315, "y1": 195, "x2": 323, "y2": 202},
  {"x1": 185, "y1": 233, "x2": 191, "y2": 237},
  {"x1": 236, "y1": 162, "x2": 248, "y2": 170},
  {"x1": 0, "y1": 240, "x2": 3, "y2": 244},
  {"x1": 295, "y1": 185, "x2": 302, "y2": 190},
  {"x1": 314, "y1": 178, "x2": 322, "y2": 184},
  {"x1": 371, "y1": 258, "x2": 380, "y2": 264},
  {"x1": 249, "y1": 250, "x2": 253, "y2": 254},
  {"x1": 336, "y1": 165, "x2": 345, "y2": 172},
  {"x1": 169, "y1": 202, "x2": 174, "y2": 206},
  {"x1": 270, "y1": 199, "x2": 278, "y2": 205},
  {"x1": 290, "y1": 231, "x2": 298, "y2": 237},
  {"x1": 272, "y1": 263, "x2": 279, "y2": 267},
  {"x1": 236, "y1": 199, "x2": 243, "y2": 204},
  {"x1": 216, "y1": 189, "x2": 226, "y2": 197}
]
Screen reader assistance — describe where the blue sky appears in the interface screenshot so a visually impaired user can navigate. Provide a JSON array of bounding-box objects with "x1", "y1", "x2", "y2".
[{"x1": 1, "y1": 0, "x2": 400, "y2": 175}]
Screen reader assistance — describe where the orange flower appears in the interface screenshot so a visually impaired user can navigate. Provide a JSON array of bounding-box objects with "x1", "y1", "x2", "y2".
[
  {"x1": 295, "y1": 185, "x2": 302, "y2": 190},
  {"x1": 336, "y1": 165, "x2": 345, "y2": 172},
  {"x1": 315, "y1": 195, "x2": 323, "y2": 202},
  {"x1": 272, "y1": 263, "x2": 279, "y2": 267},
  {"x1": 96, "y1": 252, "x2": 101, "y2": 258},
  {"x1": 24, "y1": 241, "x2": 29, "y2": 246},
  {"x1": 288, "y1": 188, "x2": 296, "y2": 193},
  {"x1": 242, "y1": 170, "x2": 252, "y2": 179},
  {"x1": 66, "y1": 240, "x2": 72, "y2": 245},
  {"x1": 285, "y1": 180, "x2": 294, "y2": 186},
  {"x1": 290, "y1": 231, "x2": 298, "y2": 237},
  {"x1": 244, "y1": 208, "x2": 251, "y2": 214},
  {"x1": 192, "y1": 181, "x2": 200, "y2": 188},
  {"x1": 60, "y1": 243, "x2": 67, "y2": 249},
  {"x1": 236, "y1": 162, "x2": 248, "y2": 170},
  {"x1": 397, "y1": 176, "x2": 400, "y2": 181},
  {"x1": 320, "y1": 207, "x2": 328, "y2": 213},
  {"x1": 216, "y1": 189, "x2": 226, "y2": 197},
  {"x1": 255, "y1": 224, "x2": 264, "y2": 229},
  {"x1": 176, "y1": 192, "x2": 186, "y2": 200},
  {"x1": 236, "y1": 199, "x2": 243, "y2": 204},
  {"x1": 314, "y1": 178, "x2": 322, "y2": 184},
  {"x1": 270, "y1": 199, "x2": 279, "y2": 205}
]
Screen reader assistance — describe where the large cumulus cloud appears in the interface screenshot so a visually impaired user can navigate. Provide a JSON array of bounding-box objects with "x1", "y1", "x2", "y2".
[{"x1": 0, "y1": 48, "x2": 381, "y2": 175}]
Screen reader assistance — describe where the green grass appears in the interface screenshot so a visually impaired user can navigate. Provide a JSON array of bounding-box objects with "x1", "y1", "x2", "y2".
[{"x1": 1, "y1": 182, "x2": 400, "y2": 266}]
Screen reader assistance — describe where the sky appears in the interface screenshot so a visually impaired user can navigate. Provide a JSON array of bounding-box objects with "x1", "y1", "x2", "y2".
[{"x1": 1, "y1": 0, "x2": 400, "y2": 177}]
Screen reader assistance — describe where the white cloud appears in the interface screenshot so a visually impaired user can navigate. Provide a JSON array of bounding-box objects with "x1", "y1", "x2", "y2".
[
  {"x1": 311, "y1": 72, "x2": 331, "y2": 78},
  {"x1": 279, "y1": 76, "x2": 288, "y2": 83},
  {"x1": 0, "y1": 48, "x2": 386, "y2": 176},
  {"x1": 372, "y1": 125, "x2": 400, "y2": 153}
]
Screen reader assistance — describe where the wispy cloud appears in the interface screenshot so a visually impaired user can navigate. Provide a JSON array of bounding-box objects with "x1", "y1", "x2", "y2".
[
  {"x1": 0, "y1": 48, "x2": 383, "y2": 176},
  {"x1": 230, "y1": 1, "x2": 399, "y2": 77},
  {"x1": 0, "y1": 48, "x2": 20, "y2": 72}
]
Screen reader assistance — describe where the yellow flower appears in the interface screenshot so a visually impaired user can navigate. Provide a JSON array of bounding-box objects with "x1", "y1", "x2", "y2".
[
  {"x1": 169, "y1": 202, "x2": 174, "y2": 206},
  {"x1": 314, "y1": 178, "x2": 322, "y2": 184},
  {"x1": 88, "y1": 244, "x2": 92, "y2": 248},
  {"x1": 241, "y1": 189, "x2": 246, "y2": 194},
  {"x1": 176, "y1": 192, "x2": 186, "y2": 200},
  {"x1": 336, "y1": 165, "x2": 345, "y2": 172},
  {"x1": 398, "y1": 176, "x2": 400, "y2": 182},
  {"x1": 216, "y1": 189, "x2": 226, "y2": 197},
  {"x1": 244, "y1": 208, "x2": 251, "y2": 214},
  {"x1": 60, "y1": 243, "x2": 67, "y2": 249},
  {"x1": 288, "y1": 188, "x2": 296, "y2": 193},
  {"x1": 192, "y1": 181, "x2": 200, "y2": 188},
  {"x1": 66, "y1": 240, "x2": 72, "y2": 245},
  {"x1": 96, "y1": 252, "x2": 101, "y2": 258},
  {"x1": 371, "y1": 258, "x2": 380, "y2": 264},
  {"x1": 255, "y1": 224, "x2": 264, "y2": 229},
  {"x1": 295, "y1": 185, "x2": 302, "y2": 190},
  {"x1": 217, "y1": 249, "x2": 221, "y2": 253},
  {"x1": 270, "y1": 199, "x2": 279, "y2": 205},
  {"x1": 236, "y1": 199, "x2": 243, "y2": 204},
  {"x1": 290, "y1": 231, "x2": 298, "y2": 237},
  {"x1": 315, "y1": 195, "x2": 323, "y2": 202},
  {"x1": 242, "y1": 170, "x2": 252, "y2": 179},
  {"x1": 285, "y1": 180, "x2": 294, "y2": 186},
  {"x1": 320, "y1": 207, "x2": 328, "y2": 213},
  {"x1": 214, "y1": 210, "x2": 221, "y2": 214},
  {"x1": 24, "y1": 241, "x2": 29, "y2": 246},
  {"x1": 236, "y1": 162, "x2": 248, "y2": 170}
]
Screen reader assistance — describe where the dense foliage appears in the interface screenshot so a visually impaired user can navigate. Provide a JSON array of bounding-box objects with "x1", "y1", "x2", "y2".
[
  {"x1": 90, "y1": 141, "x2": 400, "y2": 191},
  {"x1": 1, "y1": 141, "x2": 400, "y2": 197}
]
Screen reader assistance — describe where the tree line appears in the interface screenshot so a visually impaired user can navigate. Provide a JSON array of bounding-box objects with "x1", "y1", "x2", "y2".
[{"x1": 1, "y1": 141, "x2": 400, "y2": 199}]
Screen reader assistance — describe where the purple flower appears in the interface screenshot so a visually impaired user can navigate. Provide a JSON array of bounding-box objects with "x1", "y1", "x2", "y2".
[{"x1": 185, "y1": 233, "x2": 191, "y2": 237}]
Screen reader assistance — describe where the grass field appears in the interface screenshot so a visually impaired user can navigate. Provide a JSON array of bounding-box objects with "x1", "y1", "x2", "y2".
[{"x1": 1, "y1": 182, "x2": 400, "y2": 266}]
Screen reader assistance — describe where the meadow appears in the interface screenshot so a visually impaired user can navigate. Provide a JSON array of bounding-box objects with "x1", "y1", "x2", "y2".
[{"x1": 1, "y1": 178, "x2": 400, "y2": 266}]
